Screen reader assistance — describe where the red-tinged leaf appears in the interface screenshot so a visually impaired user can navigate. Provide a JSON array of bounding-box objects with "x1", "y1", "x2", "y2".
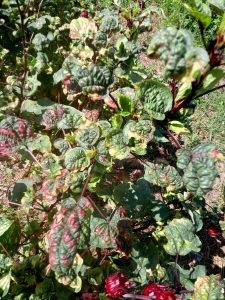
[
  {"x1": 48, "y1": 197, "x2": 92, "y2": 275},
  {"x1": 0, "y1": 116, "x2": 33, "y2": 156},
  {"x1": 41, "y1": 169, "x2": 69, "y2": 205},
  {"x1": 42, "y1": 105, "x2": 65, "y2": 130}
]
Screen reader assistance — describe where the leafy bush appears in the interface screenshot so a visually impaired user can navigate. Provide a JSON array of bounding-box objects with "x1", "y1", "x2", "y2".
[{"x1": 0, "y1": 0, "x2": 224, "y2": 299}]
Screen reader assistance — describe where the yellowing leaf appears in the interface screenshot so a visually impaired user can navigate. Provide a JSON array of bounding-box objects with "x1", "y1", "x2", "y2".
[
  {"x1": 69, "y1": 18, "x2": 97, "y2": 40},
  {"x1": 168, "y1": 120, "x2": 190, "y2": 134}
]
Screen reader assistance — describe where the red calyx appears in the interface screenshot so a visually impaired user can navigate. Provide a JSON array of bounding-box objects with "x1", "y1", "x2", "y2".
[
  {"x1": 207, "y1": 227, "x2": 220, "y2": 236},
  {"x1": 143, "y1": 284, "x2": 176, "y2": 300},
  {"x1": 105, "y1": 272, "x2": 130, "y2": 298},
  {"x1": 80, "y1": 10, "x2": 89, "y2": 18}
]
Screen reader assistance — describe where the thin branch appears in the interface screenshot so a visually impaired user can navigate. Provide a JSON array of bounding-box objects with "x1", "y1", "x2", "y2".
[{"x1": 193, "y1": 83, "x2": 225, "y2": 100}]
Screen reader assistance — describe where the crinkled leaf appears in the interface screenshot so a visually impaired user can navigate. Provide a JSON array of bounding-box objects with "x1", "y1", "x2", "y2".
[
  {"x1": 0, "y1": 116, "x2": 33, "y2": 156},
  {"x1": 48, "y1": 197, "x2": 92, "y2": 275},
  {"x1": 176, "y1": 144, "x2": 221, "y2": 195},
  {"x1": 163, "y1": 218, "x2": 201, "y2": 256},
  {"x1": 99, "y1": 15, "x2": 120, "y2": 34},
  {"x1": 191, "y1": 275, "x2": 224, "y2": 299},
  {"x1": 144, "y1": 162, "x2": 183, "y2": 192},
  {"x1": 64, "y1": 147, "x2": 90, "y2": 171},
  {"x1": 76, "y1": 124, "x2": 100, "y2": 148},
  {"x1": 75, "y1": 64, "x2": 113, "y2": 95},
  {"x1": 106, "y1": 129, "x2": 130, "y2": 159},
  {"x1": 137, "y1": 80, "x2": 173, "y2": 120},
  {"x1": 148, "y1": 28, "x2": 193, "y2": 78}
]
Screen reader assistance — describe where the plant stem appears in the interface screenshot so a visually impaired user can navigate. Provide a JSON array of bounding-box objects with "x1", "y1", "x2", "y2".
[
  {"x1": 174, "y1": 252, "x2": 180, "y2": 289},
  {"x1": 25, "y1": 148, "x2": 44, "y2": 170},
  {"x1": 198, "y1": 21, "x2": 207, "y2": 49},
  {"x1": 193, "y1": 83, "x2": 225, "y2": 100},
  {"x1": 0, "y1": 241, "x2": 14, "y2": 261},
  {"x1": 165, "y1": 128, "x2": 181, "y2": 149},
  {"x1": 86, "y1": 195, "x2": 108, "y2": 221},
  {"x1": 123, "y1": 294, "x2": 154, "y2": 299}
]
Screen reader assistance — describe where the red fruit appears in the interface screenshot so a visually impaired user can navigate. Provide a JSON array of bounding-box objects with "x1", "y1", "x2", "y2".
[
  {"x1": 143, "y1": 284, "x2": 176, "y2": 300},
  {"x1": 143, "y1": 284, "x2": 163, "y2": 296},
  {"x1": 157, "y1": 290, "x2": 176, "y2": 300},
  {"x1": 80, "y1": 10, "x2": 89, "y2": 18},
  {"x1": 207, "y1": 227, "x2": 220, "y2": 236},
  {"x1": 105, "y1": 272, "x2": 129, "y2": 298}
]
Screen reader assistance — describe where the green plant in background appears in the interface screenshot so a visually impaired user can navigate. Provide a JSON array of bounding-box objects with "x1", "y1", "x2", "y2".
[{"x1": 0, "y1": 0, "x2": 224, "y2": 299}]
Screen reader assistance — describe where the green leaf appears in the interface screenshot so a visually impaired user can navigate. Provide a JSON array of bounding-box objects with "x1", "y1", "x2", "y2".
[
  {"x1": 175, "y1": 81, "x2": 192, "y2": 101},
  {"x1": 99, "y1": 15, "x2": 120, "y2": 34},
  {"x1": 64, "y1": 148, "x2": 90, "y2": 171},
  {"x1": 76, "y1": 124, "x2": 100, "y2": 148},
  {"x1": 0, "y1": 218, "x2": 13, "y2": 237},
  {"x1": 123, "y1": 119, "x2": 154, "y2": 143},
  {"x1": 0, "y1": 271, "x2": 12, "y2": 297},
  {"x1": 11, "y1": 178, "x2": 34, "y2": 203},
  {"x1": 111, "y1": 114, "x2": 123, "y2": 129},
  {"x1": 137, "y1": 80, "x2": 173, "y2": 120},
  {"x1": 118, "y1": 94, "x2": 134, "y2": 117},
  {"x1": 184, "y1": 0, "x2": 212, "y2": 28},
  {"x1": 162, "y1": 218, "x2": 202, "y2": 256},
  {"x1": 176, "y1": 144, "x2": 221, "y2": 195},
  {"x1": 168, "y1": 120, "x2": 190, "y2": 135},
  {"x1": 27, "y1": 135, "x2": 51, "y2": 153},
  {"x1": 131, "y1": 243, "x2": 159, "y2": 284},
  {"x1": 148, "y1": 28, "x2": 193, "y2": 78},
  {"x1": 144, "y1": 162, "x2": 183, "y2": 192},
  {"x1": 195, "y1": 68, "x2": 225, "y2": 97},
  {"x1": 106, "y1": 129, "x2": 130, "y2": 159},
  {"x1": 90, "y1": 211, "x2": 121, "y2": 248},
  {"x1": 191, "y1": 275, "x2": 224, "y2": 299},
  {"x1": 113, "y1": 179, "x2": 154, "y2": 219}
]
